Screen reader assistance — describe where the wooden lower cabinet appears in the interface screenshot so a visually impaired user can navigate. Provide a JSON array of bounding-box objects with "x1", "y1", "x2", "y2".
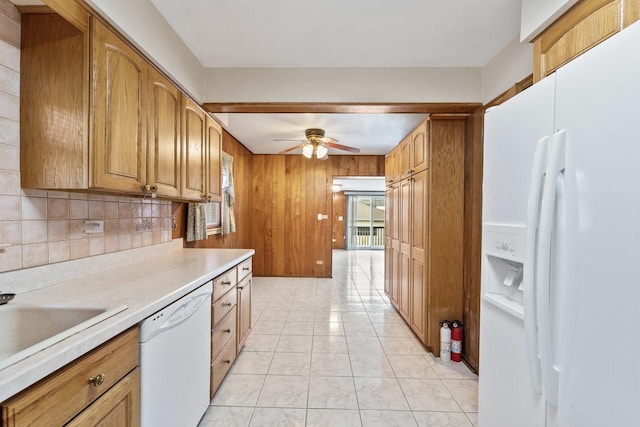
[
  {"x1": 236, "y1": 274, "x2": 252, "y2": 353},
  {"x1": 67, "y1": 368, "x2": 140, "y2": 427},
  {"x1": 210, "y1": 257, "x2": 253, "y2": 399},
  {"x1": 0, "y1": 328, "x2": 140, "y2": 427},
  {"x1": 384, "y1": 116, "x2": 465, "y2": 356}
]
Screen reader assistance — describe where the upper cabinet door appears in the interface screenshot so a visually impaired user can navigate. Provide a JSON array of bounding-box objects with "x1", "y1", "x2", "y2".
[
  {"x1": 399, "y1": 135, "x2": 412, "y2": 179},
  {"x1": 181, "y1": 96, "x2": 207, "y2": 200},
  {"x1": 411, "y1": 120, "x2": 429, "y2": 174},
  {"x1": 91, "y1": 19, "x2": 147, "y2": 193},
  {"x1": 148, "y1": 67, "x2": 181, "y2": 198},
  {"x1": 206, "y1": 116, "x2": 222, "y2": 203}
]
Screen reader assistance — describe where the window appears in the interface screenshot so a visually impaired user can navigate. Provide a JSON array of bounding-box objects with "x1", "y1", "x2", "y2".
[{"x1": 204, "y1": 202, "x2": 221, "y2": 235}]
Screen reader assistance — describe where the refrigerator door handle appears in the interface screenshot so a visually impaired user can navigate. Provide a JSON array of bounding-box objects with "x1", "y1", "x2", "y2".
[
  {"x1": 536, "y1": 130, "x2": 566, "y2": 408},
  {"x1": 523, "y1": 136, "x2": 549, "y2": 395}
]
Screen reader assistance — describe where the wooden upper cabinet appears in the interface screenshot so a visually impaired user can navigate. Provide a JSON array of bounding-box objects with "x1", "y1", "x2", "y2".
[
  {"x1": 399, "y1": 135, "x2": 412, "y2": 179},
  {"x1": 206, "y1": 116, "x2": 223, "y2": 202},
  {"x1": 385, "y1": 145, "x2": 401, "y2": 185},
  {"x1": 148, "y1": 67, "x2": 181, "y2": 198},
  {"x1": 181, "y1": 96, "x2": 207, "y2": 200},
  {"x1": 410, "y1": 120, "x2": 429, "y2": 174},
  {"x1": 533, "y1": 0, "x2": 640, "y2": 82},
  {"x1": 91, "y1": 19, "x2": 147, "y2": 193}
]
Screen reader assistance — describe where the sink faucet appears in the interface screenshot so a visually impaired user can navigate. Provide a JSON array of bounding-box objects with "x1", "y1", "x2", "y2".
[{"x1": 0, "y1": 292, "x2": 15, "y2": 305}]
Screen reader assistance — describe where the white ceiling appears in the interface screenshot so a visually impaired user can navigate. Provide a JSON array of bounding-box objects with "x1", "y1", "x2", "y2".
[
  {"x1": 150, "y1": 0, "x2": 521, "y2": 68},
  {"x1": 217, "y1": 113, "x2": 427, "y2": 155}
]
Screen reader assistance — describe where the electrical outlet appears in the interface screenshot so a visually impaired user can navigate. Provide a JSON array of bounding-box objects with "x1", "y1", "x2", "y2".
[
  {"x1": 316, "y1": 260, "x2": 324, "y2": 265},
  {"x1": 84, "y1": 220, "x2": 104, "y2": 234}
]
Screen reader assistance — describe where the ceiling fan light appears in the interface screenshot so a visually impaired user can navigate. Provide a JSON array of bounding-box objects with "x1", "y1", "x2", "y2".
[
  {"x1": 302, "y1": 144, "x2": 314, "y2": 158},
  {"x1": 316, "y1": 145, "x2": 328, "y2": 159}
]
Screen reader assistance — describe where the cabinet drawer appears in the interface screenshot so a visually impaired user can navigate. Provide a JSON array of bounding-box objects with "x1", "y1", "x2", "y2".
[
  {"x1": 212, "y1": 269, "x2": 237, "y2": 301},
  {"x1": 66, "y1": 367, "x2": 140, "y2": 427},
  {"x1": 1, "y1": 327, "x2": 139, "y2": 427},
  {"x1": 210, "y1": 335, "x2": 236, "y2": 398},
  {"x1": 211, "y1": 306, "x2": 237, "y2": 360},
  {"x1": 212, "y1": 287, "x2": 237, "y2": 326},
  {"x1": 237, "y1": 258, "x2": 252, "y2": 282}
]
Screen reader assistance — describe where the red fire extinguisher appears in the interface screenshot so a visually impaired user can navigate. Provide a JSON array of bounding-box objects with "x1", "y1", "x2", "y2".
[{"x1": 451, "y1": 320, "x2": 463, "y2": 362}]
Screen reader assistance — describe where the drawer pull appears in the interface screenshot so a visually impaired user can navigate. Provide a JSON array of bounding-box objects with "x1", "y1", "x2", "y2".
[
  {"x1": 221, "y1": 280, "x2": 232, "y2": 286},
  {"x1": 223, "y1": 328, "x2": 231, "y2": 334},
  {"x1": 224, "y1": 359, "x2": 231, "y2": 364},
  {"x1": 238, "y1": 286, "x2": 244, "y2": 290},
  {"x1": 242, "y1": 266, "x2": 250, "y2": 271},
  {"x1": 88, "y1": 373, "x2": 105, "y2": 387},
  {"x1": 223, "y1": 302, "x2": 232, "y2": 307}
]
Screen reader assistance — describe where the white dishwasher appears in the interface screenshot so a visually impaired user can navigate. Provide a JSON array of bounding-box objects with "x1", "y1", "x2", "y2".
[{"x1": 139, "y1": 281, "x2": 212, "y2": 427}]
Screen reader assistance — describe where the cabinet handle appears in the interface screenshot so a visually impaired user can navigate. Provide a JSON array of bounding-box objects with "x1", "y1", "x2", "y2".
[
  {"x1": 223, "y1": 302, "x2": 232, "y2": 307},
  {"x1": 223, "y1": 328, "x2": 231, "y2": 333},
  {"x1": 221, "y1": 280, "x2": 232, "y2": 286},
  {"x1": 242, "y1": 266, "x2": 250, "y2": 271},
  {"x1": 88, "y1": 374, "x2": 105, "y2": 387},
  {"x1": 238, "y1": 286, "x2": 244, "y2": 290},
  {"x1": 224, "y1": 359, "x2": 231, "y2": 364}
]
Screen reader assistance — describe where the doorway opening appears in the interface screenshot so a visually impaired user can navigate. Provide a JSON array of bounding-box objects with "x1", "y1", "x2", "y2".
[
  {"x1": 331, "y1": 177, "x2": 385, "y2": 252},
  {"x1": 346, "y1": 195, "x2": 385, "y2": 249}
]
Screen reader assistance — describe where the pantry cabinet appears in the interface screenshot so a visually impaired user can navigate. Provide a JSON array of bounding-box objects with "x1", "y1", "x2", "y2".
[{"x1": 384, "y1": 116, "x2": 465, "y2": 356}]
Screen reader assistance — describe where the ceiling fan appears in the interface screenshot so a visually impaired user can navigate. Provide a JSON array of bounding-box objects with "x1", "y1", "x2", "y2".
[{"x1": 276, "y1": 128, "x2": 361, "y2": 159}]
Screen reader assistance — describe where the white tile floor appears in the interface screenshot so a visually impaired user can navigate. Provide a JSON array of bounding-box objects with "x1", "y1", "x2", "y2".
[{"x1": 199, "y1": 250, "x2": 478, "y2": 427}]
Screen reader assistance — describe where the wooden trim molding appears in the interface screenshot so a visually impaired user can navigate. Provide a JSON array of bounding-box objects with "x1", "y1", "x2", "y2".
[
  {"x1": 484, "y1": 74, "x2": 534, "y2": 110},
  {"x1": 202, "y1": 103, "x2": 482, "y2": 114}
]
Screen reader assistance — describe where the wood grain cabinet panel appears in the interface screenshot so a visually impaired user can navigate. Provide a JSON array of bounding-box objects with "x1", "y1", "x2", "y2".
[
  {"x1": 211, "y1": 307, "x2": 237, "y2": 360},
  {"x1": 91, "y1": 19, "x2": 147, "y2": 193},
  {"x1": 236, "y1": 275, "x2": 252, "y2": 353},
  {"x1": 148, "y1": 67, "x2": 181, "y2": 198},
  {"x1": 66, "y1": 368, "x2": 140, "y2": 427},
  {"x1": 206, "y1": 116, "x2": 223, "y2": 203},
  {"x1": 384, "y1": 116, "x2": 465, "y2": 356},
  {"x1": 533, "y1": 0, "x2": 640, "y2": 82},
  {"x1": 1, "y1": 328, "x2": 139, "y2": 427},
  {"x1": 181, "y1": 96, "x2": 207, "y2": 201}
]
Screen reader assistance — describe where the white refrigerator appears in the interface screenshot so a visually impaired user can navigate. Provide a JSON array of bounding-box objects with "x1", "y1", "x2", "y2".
[{"x1": 478, "y1": 21, "x2": 640, "y2": 427}]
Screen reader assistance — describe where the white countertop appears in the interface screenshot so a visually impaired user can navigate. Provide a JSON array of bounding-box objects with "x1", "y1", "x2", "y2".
[{"x1": 0, "y1": 245, "x2": 254, "y2": 402}]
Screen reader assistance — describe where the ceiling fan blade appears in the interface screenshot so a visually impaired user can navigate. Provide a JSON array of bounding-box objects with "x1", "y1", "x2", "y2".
[
  {"x1": 278, "y1": 143, "x2": 307, "y2": 154},
  {"x1": 320, "y1": 136, "x2": 339, "y2": 143},
  {"x1": 274, "y1": 139, "x2": 306, "y2": 142},
  {"x1": 327, "y1": 142, "x2": 361, "y2": 153}
]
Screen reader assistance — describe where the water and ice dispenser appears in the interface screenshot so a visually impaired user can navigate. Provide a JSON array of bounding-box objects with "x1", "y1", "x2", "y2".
[{"x1": 482, "y1": 224, "x2": 526, "y2": 319}]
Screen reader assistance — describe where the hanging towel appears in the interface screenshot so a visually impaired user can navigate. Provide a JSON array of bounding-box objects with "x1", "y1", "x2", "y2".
[{"x1": 186, "y1": 202, "x2": 207, "y2": 241}]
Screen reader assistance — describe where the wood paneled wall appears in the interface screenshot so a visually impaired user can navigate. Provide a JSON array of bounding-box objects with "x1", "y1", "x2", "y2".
[
  {"x1": 251, "y1": 155, "x2": 384, "y2": 277},
  {"x1": 332, "y1": 191, "x2": 346, "y2": 249}
]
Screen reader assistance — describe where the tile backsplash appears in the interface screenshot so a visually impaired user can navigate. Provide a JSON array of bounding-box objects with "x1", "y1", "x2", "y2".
[{"x1": 0, "y1": 1, "x2": 172, "y2": 273}]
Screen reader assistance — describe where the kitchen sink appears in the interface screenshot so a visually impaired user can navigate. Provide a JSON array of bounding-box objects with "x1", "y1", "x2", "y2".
[{"x1": 0, "y1": 304, "x2": 127, "y2": 371}]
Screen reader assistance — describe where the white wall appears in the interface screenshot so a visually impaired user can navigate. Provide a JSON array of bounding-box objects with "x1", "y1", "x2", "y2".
[
  {"x1": 203, "y1": 67, "x2": 482, "y2": 103},
  {"x1": 521, "y1": 0, "x2": 579, "y2": 41},
  {"x1": 86, "y1": 0, "x2": 204, "y2": 102},
  {"x1": 481, "y1": 36, "x2": 534, "y2": 104}
]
